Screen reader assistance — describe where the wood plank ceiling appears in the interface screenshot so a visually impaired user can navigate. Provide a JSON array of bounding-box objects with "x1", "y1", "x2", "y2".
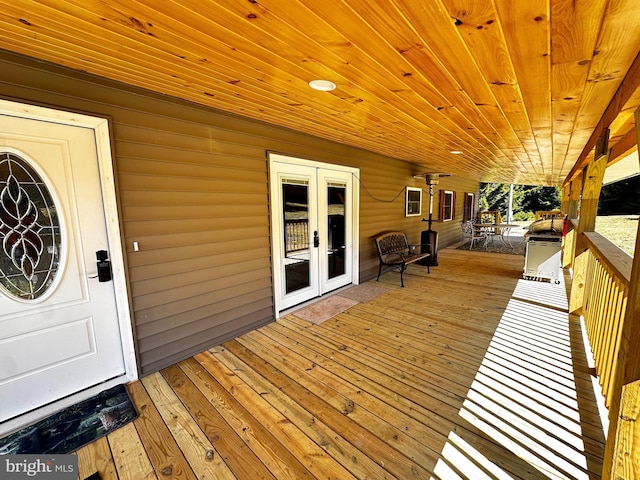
[{"x1": 0, "y1": 0, "x2": 639, "y2": 186}]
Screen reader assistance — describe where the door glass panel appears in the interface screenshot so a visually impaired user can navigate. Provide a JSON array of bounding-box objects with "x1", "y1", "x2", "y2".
[
  {"x1": 327, "y1": 182, "x2": 346, "y2": 280},
  {"x1": 282, "y1": 179, "x2": 310, "y2": 293},
  {"x1": 0, "y1": 152, "x2": 61, "y2": 300}
]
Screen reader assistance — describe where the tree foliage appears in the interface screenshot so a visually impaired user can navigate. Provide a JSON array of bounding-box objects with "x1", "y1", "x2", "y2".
[
  {"x1": 598, "y1": 174, "x2": 640, "y2": 215},
  {"x1": 478, "y1": 174, "x2": 639, "y2": 220},
  {"x1": 478, "y1": 183, "x2": 561, "y2": 219}
]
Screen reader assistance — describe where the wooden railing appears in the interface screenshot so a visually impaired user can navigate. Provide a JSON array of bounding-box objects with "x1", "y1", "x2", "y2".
[
  {"x1": 476, "y1": 210, "x2": 502, "y2": 224},
  {"x1": 284, "y1": 219, "x2": 309, "y2": 254},
  {"x1": 568, "y1": 225, "x2": 640, "y2": 479},
  {"x1": 570, "y1": 230, "x2": 632, "y2": 409}
]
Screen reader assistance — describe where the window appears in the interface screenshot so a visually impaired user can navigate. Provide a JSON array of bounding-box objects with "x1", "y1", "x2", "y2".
[
  {"x1": 463, "y1": 192, "x2": 475, "y2": 221},
  {"x1": 405, "y1": 187, "x2": 422, "y2": 216},
  {"x1": 439, "y1": 190, "x2": 455, "y2": 222}
]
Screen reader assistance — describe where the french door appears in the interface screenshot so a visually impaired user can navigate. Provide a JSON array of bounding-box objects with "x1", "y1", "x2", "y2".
[{"x1": 269, "y1": 154, "x2": 359, "y2": 314}]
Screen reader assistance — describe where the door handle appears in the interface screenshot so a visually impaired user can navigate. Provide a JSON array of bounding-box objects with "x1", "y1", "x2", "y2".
[
  {"x1": 313, "y1": 231, "x2": 319, "y2": 248},
  {"x1": 96, "y1": 250, "x2": 112, "y2": 282}
]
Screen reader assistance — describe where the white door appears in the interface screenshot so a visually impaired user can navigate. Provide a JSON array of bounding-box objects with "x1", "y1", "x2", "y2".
[
  {"x1": 0, "y1": 104, "x2": 132, "y2": 424},
  {"x1": 269, "y1": 154, "x2": 359, "y2": 313}
]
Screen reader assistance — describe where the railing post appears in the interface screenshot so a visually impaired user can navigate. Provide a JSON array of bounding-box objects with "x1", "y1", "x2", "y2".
[
  {"x1": 569, "y1": 249, "x2": 589, "y2": 315},
  {"x1": 603, "y1": 107, "x2": 640, "y2": 480},
  {"x1": 611, "y1": 380, "x2": 640, "y2": 478}
]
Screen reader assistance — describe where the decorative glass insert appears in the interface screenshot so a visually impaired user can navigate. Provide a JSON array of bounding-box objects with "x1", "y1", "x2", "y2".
[{"x1": 0, "y1": 152, "x2": 61, "y2": 300}]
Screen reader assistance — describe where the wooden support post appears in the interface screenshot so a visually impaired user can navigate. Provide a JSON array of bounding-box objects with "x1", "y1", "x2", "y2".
[
  {"x1": 561, "y1": 183, "x2": 570, "y2": 216},
  {"x1": 569, "y1": 131, "x2": 609, "y2": 314},
  {"x1": 563, "y1": 176, "x2": 583, "y2": 269},
  {"x1": 561, "y1": 183, "x2": 571, "y2": 266},
  {"x1": 578, "y1": 130, "x2": 609, "y2": 234},
  {"x1": 624, "y1": 106, "x2": 640, "y2": 392},
  {"x1": 604, "y1": 107, "x2": 640, "y2": 480},
  {"x1": 568, "y1": 177, "x2": 582, "y2": 221}
]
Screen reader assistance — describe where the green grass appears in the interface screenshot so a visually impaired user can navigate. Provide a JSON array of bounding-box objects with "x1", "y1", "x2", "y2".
[{"x1": 595, "y1": 215, "x2": 638, "y2": 256}]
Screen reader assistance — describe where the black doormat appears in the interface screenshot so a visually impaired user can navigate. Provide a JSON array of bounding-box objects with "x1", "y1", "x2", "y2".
[{"x1": 0, "y1": 384, "x2": 137, "y2": 455}]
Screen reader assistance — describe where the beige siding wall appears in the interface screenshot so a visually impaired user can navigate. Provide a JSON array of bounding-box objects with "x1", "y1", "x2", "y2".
[
  {"x1": 0, "y1": 52, "x2": 479, "y2": 374},
  {"x1": 434, "y1": 176, "x2": 482, "y2": 248}
]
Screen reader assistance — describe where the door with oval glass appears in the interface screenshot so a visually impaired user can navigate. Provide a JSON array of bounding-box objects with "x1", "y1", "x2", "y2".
[
  {"x1": 269, "y1": 154, "x2": 359, "y2": 314},
  {"x1": 0, "y1": 102, "x2": 132, "y2": 425}
]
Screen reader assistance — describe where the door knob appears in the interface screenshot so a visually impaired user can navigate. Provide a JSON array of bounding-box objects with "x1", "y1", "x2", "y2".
[{"x1": 313, "y1": 231, "x2": 319, "y2": 248}]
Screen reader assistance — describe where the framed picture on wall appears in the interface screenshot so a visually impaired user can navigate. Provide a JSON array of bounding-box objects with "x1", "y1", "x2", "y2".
[{"x1": 405, "y1": 187, "x2": 422, "y2": 216}]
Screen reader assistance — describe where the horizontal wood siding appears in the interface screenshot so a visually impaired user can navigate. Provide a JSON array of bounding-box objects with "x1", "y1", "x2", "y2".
[
  {"x1": 0, "y1": 51, "x2": 479, "y2": 374},
  {"x1": 437, "y1": 177, "x2": 481, "y2": 247},
  {"x1": 358, "y1": 169, "x2": 480, "y2": 280}
]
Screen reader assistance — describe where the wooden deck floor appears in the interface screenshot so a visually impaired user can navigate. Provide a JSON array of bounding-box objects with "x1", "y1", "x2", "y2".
[{"x1": 76, "y1": 247, "x2": 606, "y2": 479}]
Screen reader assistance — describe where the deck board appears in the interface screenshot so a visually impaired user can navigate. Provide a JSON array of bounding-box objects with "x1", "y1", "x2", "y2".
[
  {"x1": 141, "y1": 372, "x2": 237, "y2": 479},
  {"x1": 76, "y1": 436, "x2": 118, "y2": 480},
  {"x1": 127, "y1": 381, "x2": 196, "y2": 479},
  {"x1": 74, "y1": 248, "x2": 606, "y2": 479}
]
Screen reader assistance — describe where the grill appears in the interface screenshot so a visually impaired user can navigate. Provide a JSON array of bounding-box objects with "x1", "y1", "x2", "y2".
[{"x1": 523, "y1": 218, "x2": 564, "y2": 283}]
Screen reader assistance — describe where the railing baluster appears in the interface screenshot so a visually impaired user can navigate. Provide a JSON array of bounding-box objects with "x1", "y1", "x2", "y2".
[
  {"x1": 573, "y1": 233, "x2": 631, "y2": 410},
  {"x1": 601, "y1": 279, "x2": 620, "y2": 402},
  {"x1": 284, "y1": 219, "x2": 309, "y2": 254}
]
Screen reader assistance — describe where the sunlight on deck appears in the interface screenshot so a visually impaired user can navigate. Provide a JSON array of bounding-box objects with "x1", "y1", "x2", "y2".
[{"x1": 433, "y1": 275, "x2": 604, "y2": 480}]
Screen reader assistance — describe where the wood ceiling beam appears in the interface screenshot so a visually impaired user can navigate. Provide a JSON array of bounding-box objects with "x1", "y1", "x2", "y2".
[
  {"x1": 609, "y1": 128, "x2": 639, "y2": 164},
  {"x1": 564, "y1": 51, "x2": 640, "y2": 185}
]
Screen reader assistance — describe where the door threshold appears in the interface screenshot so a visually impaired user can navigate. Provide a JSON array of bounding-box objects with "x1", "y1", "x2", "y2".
[{"x1": 277, "y1": 283, "x2": 356, "y2": 319}]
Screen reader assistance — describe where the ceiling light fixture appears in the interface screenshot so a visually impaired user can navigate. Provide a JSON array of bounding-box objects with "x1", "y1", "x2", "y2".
[
  {"x1": 450, "y1": 150, "x2": 463, "y2": 155},
  {"x1": 308, "y1": 79, "x2": 336, "y2": 91}
]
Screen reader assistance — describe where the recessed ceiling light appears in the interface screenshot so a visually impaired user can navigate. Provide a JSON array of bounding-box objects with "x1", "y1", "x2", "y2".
[
  {"x1": 450, "y1": 150, "x2": 463, "y2": 155},
  {"x1": 309, "y1": 79, "x2": 336, "y2": 91}
]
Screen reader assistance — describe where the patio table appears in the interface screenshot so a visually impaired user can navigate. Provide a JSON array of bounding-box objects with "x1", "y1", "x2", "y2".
[{"x1": 473, "y1": 223, "x2": 520, "y2": 248}]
